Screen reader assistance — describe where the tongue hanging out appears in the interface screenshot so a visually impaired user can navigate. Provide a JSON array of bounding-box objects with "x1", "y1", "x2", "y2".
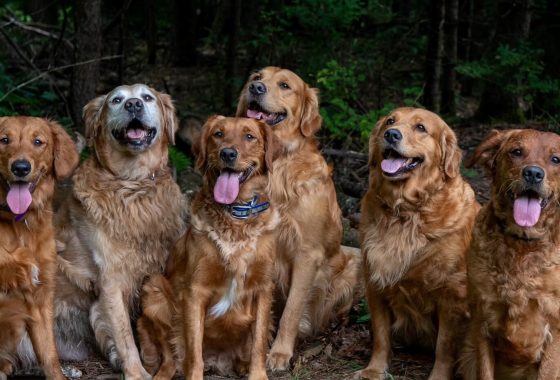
[
  {"x1": 381, "y1": 158, "x2": 408, "y2": 174},
  {"x1": 513, "y1": 195, "x2": 542, "y2": 228},
  {"x1": 6, "y1": 182, "x2": 32, "y2": 215},
  {"x1": 127, "y1": 128, "x2": 146, "y2": 140},
  {"x1": 214, "y1": 171, "x2": 242, "y2": 204},
  {"x1": 247, "y1": 109, "x2": 264, "y2": 120}
]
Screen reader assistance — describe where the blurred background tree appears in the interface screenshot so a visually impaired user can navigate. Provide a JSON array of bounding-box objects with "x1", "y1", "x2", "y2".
[{"x1": 0, "y1": 0, "x2": 559, "y2": 148}]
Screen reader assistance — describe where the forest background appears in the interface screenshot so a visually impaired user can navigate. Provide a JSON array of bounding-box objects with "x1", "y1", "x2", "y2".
[{"x1": 1, "y1": 0, "x2": 559, "y2": 379}]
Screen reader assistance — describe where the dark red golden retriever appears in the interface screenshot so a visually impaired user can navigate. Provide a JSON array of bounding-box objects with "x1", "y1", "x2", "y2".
[
  {"x1": 0, "y1": 116, "x2": 78, "y2": 379},
  {"x1": 138, "y1": 116, "x2": 280, "y2": 380},
  {"x1": 460, "y1": 129, "x2": 560, "y2": 380}
]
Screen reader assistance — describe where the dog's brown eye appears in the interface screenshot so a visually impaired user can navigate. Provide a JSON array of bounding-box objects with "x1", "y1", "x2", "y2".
[
  {"x1": 214, "y1": 131, "x2": 224, "y2": 138},
  {"x1": 511, "y1": 148, "x2": 523, "y2": 157},
  {"x1": 279, "y1": 82, "x2": 290, "y2": 90},
  {"x1": 0, "y1": 137, "x2": 8, "y2": 144},
  {"x1": 111, "y1": 97, "x2": 122, "y2": 104},
  {"x1": 253, "y1": 74, "x2": 262, "y2": 81},
  {"x1": 416, "y1": 124, "x2": 427, "y2": 132},
  {"x1": 386, "y1": 118, "x2": 395, "y2": 125},
  {"x1": 245, "y1": 133, "x2": 255, "y2": 141},
  {"x1": 143, "y1": 94, "x2": 153, "y2": 102},
  {"x1": 552, "y1": 156, "x2": 560, "y2": 165},
  {"x1": 34, "y1": 139, "x2": 43, "y2": 146}
]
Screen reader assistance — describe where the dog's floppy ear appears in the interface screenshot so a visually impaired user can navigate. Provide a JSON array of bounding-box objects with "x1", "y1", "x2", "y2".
[
  {"x1": 82, "y1": 95, "x2": 106, "y2": 147},
  {"x1": 157, "y1": 92, "x2": 178, "y2": 145},
  {"x1": 300, "y1": 86, "x2": 322, "y2": 137},
  {"x1": 193, "y1": 115, "x2": 225, "y2": 171},
  {"x1": 440, "y1": 123, "x2": 462, "y2": 179},
  {"x1": 466, "y1": 129, "x2": 515, "y2": 169},
  {"x1": 259, "y1": 121, "x2": 281, "y2": 173},
  {"x1": 235, "y1": 83, "x2": 249, "y2": 117},
  {"x1": 368, "y1": 116, "x2": 387, "y2": 168},
  {"x1": 48, "y1": 120, "x2": 79, "y2": 180}
]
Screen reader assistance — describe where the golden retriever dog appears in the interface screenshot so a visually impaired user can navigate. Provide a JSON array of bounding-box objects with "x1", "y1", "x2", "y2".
[
  {"x1": 459, "y1": 129, "x2": 560, "y2": 380},
  {"x1": 137, "y1": 116, "x2": 280, "y2": 380},
  {"x1": 0, "y1": 116, "x2": 78, "y2": 380},
  {"x1": 54, "y1": 84, "x2": 186, "y2": 380},
  {"x1": 358, "y1": 107, "x2": 480, "y2": 380},
  {"x1": 237, "y1": 66, "x2": 361, "y2": 370}
]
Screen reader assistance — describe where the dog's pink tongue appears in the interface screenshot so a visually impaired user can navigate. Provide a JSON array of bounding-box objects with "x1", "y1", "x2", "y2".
[
  {"x1": 214, "y1": 172, "x2": 241, "y2": 204},
  {"x1": 381, "y1": 158, "x2": 407, "y2": 174},
  {"x1": 513, "y1": 196, "x2": 541, "y2": 227},
  {"x1": 247, "y1": 109, "x2": 264, "y2": 120},
  {"x1": 127, "y1": 128, "x2": 146, "y2": 139},
  {"x1": 6, "y1": 183, "x2": 32, "y2": 215}
]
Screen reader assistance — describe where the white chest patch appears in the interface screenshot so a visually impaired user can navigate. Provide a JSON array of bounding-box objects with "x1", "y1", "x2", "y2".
[{"x1": 209, "y1": 277, "x2": 238, "y2": 318}]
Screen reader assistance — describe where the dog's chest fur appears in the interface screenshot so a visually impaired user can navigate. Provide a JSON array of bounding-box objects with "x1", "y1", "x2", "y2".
[
  {"x1": 71, "y1": 160, "x2": 186, "y2": 271},
  {"x1": 470, "y1": 211, "x2": 560, "y2": 364}
]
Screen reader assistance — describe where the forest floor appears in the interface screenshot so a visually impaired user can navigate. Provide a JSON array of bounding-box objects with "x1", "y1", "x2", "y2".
[{"x1": 10, "y1": 65, "x2": 556, "y2": 380}]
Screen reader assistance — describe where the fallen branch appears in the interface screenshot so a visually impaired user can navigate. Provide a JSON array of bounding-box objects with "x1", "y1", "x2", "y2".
[
  {"x1": 1, "y1": 15, "x2": 73, "y2": 48},
  {"x1": 322, "y1": 148, "x2": 368, "y2": 161},
  {"x1": 0, "y1": 55, "x2": 122, "y2": 102}
]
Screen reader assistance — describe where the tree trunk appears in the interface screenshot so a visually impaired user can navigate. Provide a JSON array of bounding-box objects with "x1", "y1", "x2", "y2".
[
  {"x1": 223, "y1": 0, "x2": 241, "y2": 112},
  {"x1": 441, "y1": 0, "x2": 458, "y2": 114},
  {"x1": 174, "y1": 0, "x2": 198, "y2": 66},
  {"x1": 70, "y1": 0, "x2": 102, "y2": 135},
  {"x1": 423, "y1": 0, "x2": 445, "y2": 113},
  {"x1": 475, "y1": 0, "x2": 534, "y2": 120},
  {"x1": 146, "y1": 0, "x2": 157, "y2": 64}
]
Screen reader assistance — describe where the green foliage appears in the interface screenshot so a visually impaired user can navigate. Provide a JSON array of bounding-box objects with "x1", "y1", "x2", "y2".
[
  {"x1": 457, "y1": 42, "x2": 560, "y2": 116},
  {"x1": 317, "y1": 60, "x2": 393, "y2": 143},
  {"x1": 355, "y1": 298, "x2": 371, "y2": 324},
  {"x1": 168, "y1": 146, "x2": 191, "y2": 173},
  {"x1": 460, "y1": 165, "x2": 479, "y2": 179}
]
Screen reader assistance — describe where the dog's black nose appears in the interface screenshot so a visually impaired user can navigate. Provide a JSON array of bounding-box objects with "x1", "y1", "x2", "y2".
[
  {"x1": 220, "y1": 148, "x2": 238, "y2": 165},
  {"x1": 125, "y1": 98, "x2": 144, "y2": 114},
  {"x1": 11, "y1": 160, "x2": 31, "y2": 178},
  {"x1": 523, "y1": 165, "x2": 545, "y2": 185},
  {"x1": 384, "y1": 128, "x2": 402, "y2": 145},
  {"x1": 249, "y1": 82, "x2": 267, "y2": 96}
]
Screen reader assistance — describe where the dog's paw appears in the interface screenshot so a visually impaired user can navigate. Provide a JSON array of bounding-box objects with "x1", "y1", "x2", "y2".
[
  {"x1": 352, "y1": 368, "x2": 389, "y2": 380},
  {"x1": 248, "y1": 370, "x2": 268, "y2": 380},
  {"x1": 0, "y1": 261, "x2": 40, "y2": 291},
  {"x1": 266, "y1": 349, "x2": 292, "y2": 371},
  {"x1": 124, "y1": 368, "x2": 152, "y2": 380}
]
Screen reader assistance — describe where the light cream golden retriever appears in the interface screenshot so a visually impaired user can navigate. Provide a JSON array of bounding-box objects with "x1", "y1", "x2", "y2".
[
  {"x1": 460, "y1": 129, "x2": 560, "y2": 380},
  {"x1": 237, "y1": 66, "x2": 360, "y2": 370},
  {"x1": 54, "y1": 84, "x2": 186, "y2": 380},
  {"x1": 0, "y1": 116, "x2": 78, "y2": 380},
  {"x1": 358, "y1": 107, "x2": 480, "y2": 380}
]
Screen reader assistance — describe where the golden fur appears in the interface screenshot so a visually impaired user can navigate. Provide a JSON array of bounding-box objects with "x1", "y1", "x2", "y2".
[
  {"x1": 54, "y1": 84, "x2": 186, "y2": 380},
  {"x1": 138, "y1": 116, "x2": 280, "y2": 380},
  {"x1": 460, "y1": 129, "x2": 560, "y2": 380},
  {"x1": 236, "y1": 66, "x2": 361, "y2": 370},
  {"x1": 358, "y1": 107, "x2": 480, "y2": 380},
  {"x1": 0, "y1": 116, "x2": 78, "y2": 379}
]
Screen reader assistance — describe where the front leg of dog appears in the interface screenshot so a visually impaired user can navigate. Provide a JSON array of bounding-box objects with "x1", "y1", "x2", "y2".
[
  {"x1": 427, "y1": 308, "x2": 456, "y2": 380},
  {"x1": 357, "y1": 287, "x2": 391, "y2": 380},
  {"x1": 28, "y1": 296, "x2": 65, "y2": 380},
  {"x1": 268, "y1": 251, "x2": 321, "y2": 371},
  {"x1": 249, "y1": 284, "x2": 273, "y2": 380},
  {"x1": 182, "y1": 293, "x2": 206, "y2": 380},
  {"x1": 474, "y1": 318, "x2": 494, "y2": 380},
  {"x1": 99, "y1": 285, "x2": 152, "y2": 380},
  {"x1": 537, "y1": 328, "x2": 560, "y2": 380}
]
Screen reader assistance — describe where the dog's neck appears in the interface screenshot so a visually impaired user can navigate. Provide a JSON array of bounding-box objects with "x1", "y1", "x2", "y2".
[{"x1": 223, "y1": 195, "x2": 270, "y2": 220}]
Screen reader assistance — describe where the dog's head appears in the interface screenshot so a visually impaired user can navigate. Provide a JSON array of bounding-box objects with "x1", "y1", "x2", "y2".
[
  {"x1": 193, "y1": 116, "x2": 279, "y2": 205},
  {"x1": 83, "y1": 84, "x2": 177, "y2": 152},
  {"x1": 369, "y1": 107, "x2": 461, "y2": 185},
  {"x1": 236, "y1": 66, "x2": 321, "y2": 152},
  {"x1": 0, "y1": 117, "x2": 78, "y2": 215},
  {"x1": 82, "y1": 84, "x2": 177, "y2": 177},
  {"x1": 468, "y1": 129, "x2": 560, "y2": 233}
]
